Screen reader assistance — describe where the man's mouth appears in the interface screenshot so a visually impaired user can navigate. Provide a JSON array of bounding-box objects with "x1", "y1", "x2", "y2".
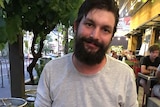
[
  {"x1": 85, "y1": 42, "x2": 97, "y2": 48},
  {"x1": 84, "y1": 42, "x2": 99, "y2": 52},
  {"x1": 83, "y1": 37, "x2": 101, "y2": 47}
]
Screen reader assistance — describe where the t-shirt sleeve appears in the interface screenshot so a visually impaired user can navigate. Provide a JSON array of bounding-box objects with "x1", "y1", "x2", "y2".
[
  {"x1": 141, "y1": 57, "x2": 147, "y2": 65},
  {"x1": 34, "y1": 66, "x2": 53, "y2": 107}
]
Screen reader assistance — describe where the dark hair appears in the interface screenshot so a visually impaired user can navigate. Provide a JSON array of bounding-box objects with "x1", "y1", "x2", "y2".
[
  {"x1": 148, "y1": 44, "x2": 160, "y2": 52},
  {"x1": 75, "y1": 0, "x2": 119, "y2": 36}
]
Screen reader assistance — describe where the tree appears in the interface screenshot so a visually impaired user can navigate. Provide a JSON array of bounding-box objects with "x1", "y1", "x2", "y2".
[{"x1": 0, "y1": 0, "x2": 83, "y2": 97}]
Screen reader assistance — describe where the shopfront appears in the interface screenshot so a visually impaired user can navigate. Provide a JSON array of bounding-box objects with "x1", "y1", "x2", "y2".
[{"x1": 126, "y1": 0, "x2": 160, "y2": 54}]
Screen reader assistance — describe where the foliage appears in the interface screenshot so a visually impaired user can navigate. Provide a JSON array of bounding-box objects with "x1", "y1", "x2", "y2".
[
  {"x1": 0, "y1": 0, "x2": 83, "y2": 50},
  {"x1": 35, "y1": 57, "x2": 51, "y2": 82},
  {"x1": 0, "y1": 0, "x2": 83, "y2": 84},
  {"x1": 110, "y1": 45, "x2": 123, "y2": 54},
  {"x1": 68, "y1": 39, "x2": 74, "y2": 53}
]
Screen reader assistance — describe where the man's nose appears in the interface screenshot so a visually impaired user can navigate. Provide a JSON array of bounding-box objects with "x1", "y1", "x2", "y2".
[{"x1": 91, "y1": 28, "x2": 100, "y2": 39}]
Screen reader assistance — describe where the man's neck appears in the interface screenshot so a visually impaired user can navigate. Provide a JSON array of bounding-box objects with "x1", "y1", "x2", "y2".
[
  {"x1": 72, "y1": 54, "x2": 107, "y2": 75},
  {"x1": 150, "y1": 56, "x2": 156, "y2": 62}
]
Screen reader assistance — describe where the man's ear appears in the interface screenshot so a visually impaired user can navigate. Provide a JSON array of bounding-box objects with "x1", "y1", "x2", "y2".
[
  {"x1": 111, "y1": 36, "x2": 113, "y2": 41},
  {"x1": 73, "y1": 21, "x2": 77, "y2": 33}
]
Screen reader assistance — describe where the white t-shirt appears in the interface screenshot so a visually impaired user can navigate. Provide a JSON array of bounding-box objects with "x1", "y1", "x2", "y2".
[{"x1": 35, "y1": 53, "x2": 138, "y2": 107}]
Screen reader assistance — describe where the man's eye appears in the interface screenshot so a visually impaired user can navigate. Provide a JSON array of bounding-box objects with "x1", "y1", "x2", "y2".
[
  {"x1": 103, "y1": 28, "x2": 111, "y2": 33},
  {"x1": 85, "y1": 23, "x2": 93, "y2": 27}
]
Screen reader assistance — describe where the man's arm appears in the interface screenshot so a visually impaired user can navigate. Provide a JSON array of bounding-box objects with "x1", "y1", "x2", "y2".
[
  {"x1": 34, "y1": 67, "x2": 52, "y2": 107},
  {"x1": 124, "y1": 71, "x2": 139, "y2": 107},
  {"x1": 141, "y1": 65, "x2": 150, "y2": 74}
]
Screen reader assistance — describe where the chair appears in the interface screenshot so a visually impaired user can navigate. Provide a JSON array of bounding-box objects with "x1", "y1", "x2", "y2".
[
  {"x1": 136, "y1": 73, "x2": 146, "y2": 107},
  {"x1": 147, "y1": 97, "x2": 160, "y2": 107},
  {"x1": 136, "y1": 73, "x2": 158, "y2": 107}
]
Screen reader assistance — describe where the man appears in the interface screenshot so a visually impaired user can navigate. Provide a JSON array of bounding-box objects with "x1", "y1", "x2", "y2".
[
  {"x1": 139, "y1": 44, "x2": 160, "y2": 106},
  {"x1": 140, "y1": 44, "x2": 160, "y2": 93},
  {"x1": 141, "y1": 44, "x2": 160, "y2": 75},
  {"x1": 35, "y1": 0, "x2": 138, "y2": 107}
]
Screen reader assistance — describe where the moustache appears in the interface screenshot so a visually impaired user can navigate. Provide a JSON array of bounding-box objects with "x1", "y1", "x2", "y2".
[{"x1": 81, "y1": 37, "x2": 103, "y2": 48}]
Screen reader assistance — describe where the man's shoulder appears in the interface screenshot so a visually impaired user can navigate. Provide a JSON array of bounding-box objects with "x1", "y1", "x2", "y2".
[
  {"x1": 46, "y1": 53, "x2": 73, "y2": 66},
  {"x1": 106, "y1": 54, "x2": 131, "y2": 68},
  {"x1": 144, "y1": 55, "x2": 149, "y2": 59},
  {"x1": 155, "y1": 57, "x2": 160, "y2": 62},
  {"x1": 156, "y1": 57, "x2": 160, "y2": 60},
  {"x1": 142, "y1": 56, "x2": 150, "y2": 61}
]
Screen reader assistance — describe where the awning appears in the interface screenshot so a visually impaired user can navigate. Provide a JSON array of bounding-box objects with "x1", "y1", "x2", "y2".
[
  {"x1": 125, "y1": 14, "x2": 160, "y2": 36},
  {"x1": 138, "y1": 14, "x2": 160, "y2": 30}
]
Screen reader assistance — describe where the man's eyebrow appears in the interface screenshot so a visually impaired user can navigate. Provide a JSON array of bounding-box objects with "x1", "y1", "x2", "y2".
[
  {"x1": 84, "y1": 18, "x2": 94, "y2": 23},
  {"x1": 103, "y1": 25, "x2": 113, "y2": 29},
  {"x1": 84, "y1": 17, "x2": 113, "y2": 31}
]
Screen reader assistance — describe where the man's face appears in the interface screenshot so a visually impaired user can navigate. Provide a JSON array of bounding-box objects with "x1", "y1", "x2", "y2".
[
  {"x1": 74, "y1": 9, "x2": 115, "y2": 65},
  {"x1": 150, "y1": 50, "x2": 160, "y2": 59}
]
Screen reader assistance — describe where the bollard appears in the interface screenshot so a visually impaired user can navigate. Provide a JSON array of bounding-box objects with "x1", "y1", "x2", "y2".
[{"x1": 0, "y1": 61, "x2": 4, "y2": 88}]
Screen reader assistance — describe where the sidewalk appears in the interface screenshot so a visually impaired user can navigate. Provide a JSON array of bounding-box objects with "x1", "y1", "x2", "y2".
[
  {"x1": 0, "y1": 58, "x2": 37, "y2": 98},
  {"x1": 0, "y1": 75, "x2": 11, "y2": 98}
]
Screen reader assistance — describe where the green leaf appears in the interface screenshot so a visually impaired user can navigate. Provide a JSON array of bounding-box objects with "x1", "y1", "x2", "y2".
[
  {"x1": 22, "y1": 5, "x2": 29, "y2": 13},
  {"x1": 0, "y1": 17, "x2": 5, "y2": 27},
  {"x1": 0, "y1": 9, "x2": 2, "y2": 16},
  {"x1": 5, "y1": 0, "x2": 10, "y2": 4},
  {"x1": 0, "y1": 43, "x2": 5, "y2": 50},
  {"x1": 0, "y1": 27, "x2": 8, "y2": 43},
  {"x1": 6, "y1": 15, "x2": 22, "y2": 43},
  {"x1": 0, "y1": 0, "x2": 4, "y2": 8}
]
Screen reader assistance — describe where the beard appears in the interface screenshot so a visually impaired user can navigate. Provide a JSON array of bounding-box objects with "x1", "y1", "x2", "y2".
[{"x1": 74, "y1": 35, "x2": 111, "y2": 65}]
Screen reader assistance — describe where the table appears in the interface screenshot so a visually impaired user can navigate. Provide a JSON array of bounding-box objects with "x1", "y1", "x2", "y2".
[
  {"x1": 0, "y1": 97, "x2": 27, "y2": 107},
  {"x1": 25, "y1": 85, "x2": 37, "y2": 106},
  {"x1": 25, "y1": 85, "x2": 37, "y2": 90},
  {"x1": 147, "y1": 97, "x2": 160, "y2": 107},
  {"x1": 25, "y1": 85, "x2": 37, "y2": 97},
  {"x1": 136, "y1": 72, "x2": 158, "y2": 106}
]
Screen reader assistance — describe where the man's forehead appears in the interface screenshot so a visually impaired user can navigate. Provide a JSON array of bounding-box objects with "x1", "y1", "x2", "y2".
[
  {"x1": 84, "y1": 9, "x2": 115, "y2": 27},
  {"x1": 151, "y1": 50, "x2": 160, "y2": 53}
]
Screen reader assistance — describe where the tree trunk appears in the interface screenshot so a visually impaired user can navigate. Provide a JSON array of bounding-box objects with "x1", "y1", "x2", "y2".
[
  {"x1": 9, "y1": 34, "x2": 25, "y2": 98},
  {"x1": 64, "y1": 28, "x2": 69, "y2": 54},
  {"x1": 27, "y1": 34, "x2": 45, "y2": 84},
  {"x1": 27, "y1": 57, "x2": 39, "y2": 84}
]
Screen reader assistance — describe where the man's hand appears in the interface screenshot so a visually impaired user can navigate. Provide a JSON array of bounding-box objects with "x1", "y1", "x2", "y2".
[{"x1": 147, "y1": 66, "x2": 157, "y2": 72}]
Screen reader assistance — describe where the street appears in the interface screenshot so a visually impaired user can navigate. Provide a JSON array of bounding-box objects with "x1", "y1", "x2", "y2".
[{"x1": 0, "y1": 58, "x2": 37, "y2": 98}]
